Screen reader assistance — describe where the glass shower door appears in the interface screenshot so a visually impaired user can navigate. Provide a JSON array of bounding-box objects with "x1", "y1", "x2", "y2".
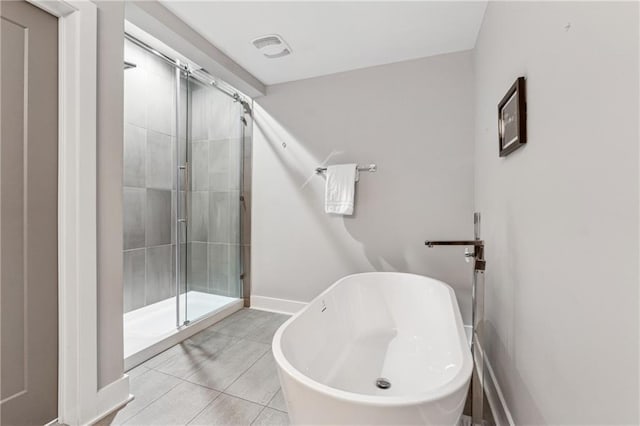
[{"x1": 183, "y1": 76, "x2": 244, "y2": 324}]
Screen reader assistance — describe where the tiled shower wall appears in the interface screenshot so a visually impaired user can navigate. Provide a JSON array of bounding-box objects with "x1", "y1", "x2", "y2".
[
  {"x1": 186, "y1": 84, "x2": 245, "y2": 300},
  {"x1": 123, "y1": 39, "x2": 250, "y2": 313},
  {"x1": 123, "y1": 40, "x2": 181, "y2": 313}
]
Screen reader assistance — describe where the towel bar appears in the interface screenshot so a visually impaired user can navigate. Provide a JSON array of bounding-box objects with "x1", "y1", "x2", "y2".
[{"x1": 315, "y1": 164, "x2": 377, "y2": 174}]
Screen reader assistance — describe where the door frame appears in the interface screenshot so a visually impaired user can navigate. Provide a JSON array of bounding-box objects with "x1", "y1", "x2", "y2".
[{"x1": 22, "y1": 1, "x2": 130, "y2": 424}]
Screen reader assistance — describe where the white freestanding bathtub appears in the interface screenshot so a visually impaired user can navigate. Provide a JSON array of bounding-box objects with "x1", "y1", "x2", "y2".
[{"x1": 272, "y1": 272, "x2": 472, "y2": 425}]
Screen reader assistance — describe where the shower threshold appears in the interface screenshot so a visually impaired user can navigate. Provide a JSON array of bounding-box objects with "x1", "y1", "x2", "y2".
[{"x1": 124, "y1": 291, "x2": 243, "y2": 370}]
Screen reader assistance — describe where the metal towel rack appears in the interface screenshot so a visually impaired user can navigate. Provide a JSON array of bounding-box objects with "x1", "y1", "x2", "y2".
[{"x1": 315, "y1": 164, "x2": 377, "y2": 175}]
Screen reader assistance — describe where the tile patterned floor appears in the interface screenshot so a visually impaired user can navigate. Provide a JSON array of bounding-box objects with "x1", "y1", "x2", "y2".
[{"x1": 97, "y1": 309, "x2": 290, "y2": 426}]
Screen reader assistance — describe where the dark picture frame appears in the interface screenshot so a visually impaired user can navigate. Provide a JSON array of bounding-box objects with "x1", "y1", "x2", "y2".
[{"x1": 498, "y1": 77, "x2": 526, "y2": 157}]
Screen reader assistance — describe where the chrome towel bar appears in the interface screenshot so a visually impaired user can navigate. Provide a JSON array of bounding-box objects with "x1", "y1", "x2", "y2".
[{"x1": 315, "y1": 164, "x2": 377, "y2": 174}]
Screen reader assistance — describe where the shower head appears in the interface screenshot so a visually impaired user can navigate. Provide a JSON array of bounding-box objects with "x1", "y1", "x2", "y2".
[{"x1": 124, "y1": 61, "x2": 137, "y2": 70}]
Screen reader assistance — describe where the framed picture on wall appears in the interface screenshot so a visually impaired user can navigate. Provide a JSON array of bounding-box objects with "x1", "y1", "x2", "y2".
[{"x1": 498, "y1": 77, "x2": 526, "y2": 157}]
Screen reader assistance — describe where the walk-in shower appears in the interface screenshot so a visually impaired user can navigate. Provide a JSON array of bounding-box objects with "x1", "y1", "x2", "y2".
[{"x1": 122, "y1": 30, "x2": 252, "y2": 368}]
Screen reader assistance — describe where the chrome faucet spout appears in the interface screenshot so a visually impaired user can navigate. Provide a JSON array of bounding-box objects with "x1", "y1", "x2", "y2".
[
  {"x1": 425, "y1": 240, "x2": 484, "y2": 247},
  {"x1": 424, "y1": 240, "x2": 485, "y2": 271}
]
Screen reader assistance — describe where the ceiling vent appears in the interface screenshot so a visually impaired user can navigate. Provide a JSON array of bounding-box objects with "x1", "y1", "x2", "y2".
[{"x1": 251, "y1": 34, "x2": 291, "y2": 59}]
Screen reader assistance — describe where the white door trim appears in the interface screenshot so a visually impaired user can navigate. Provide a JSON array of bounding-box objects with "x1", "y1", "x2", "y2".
[{"x1": 24, "y1": 1, "x2": 130, "y2": 424}]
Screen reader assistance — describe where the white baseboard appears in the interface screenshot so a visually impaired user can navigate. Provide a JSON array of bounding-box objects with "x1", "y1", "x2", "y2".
[
  {"x1": 250, "y1": 295, "x2": 307, "y2": 315},
  {"x1": 476, "y1": 340, "x2": 514, "y2": 426},
  {"x1": 89, "y1": 375, "x2": 133, "y2": 425}
]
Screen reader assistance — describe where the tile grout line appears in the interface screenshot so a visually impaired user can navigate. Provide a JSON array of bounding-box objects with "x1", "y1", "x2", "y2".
[
  {"x1": 221, "y1": 349, "x2": 271, "y2": 394},
  {"x1": 249, "y1": 405, "x2": 268, "y2": 426},
  {"x1": 265, "y1": 390, "x2": 288, "y2": 414},
  {"x1": 184, "y1": 389, "x2": 225, "y2": 426},
  {"x1": 219, "y1": 392, "x2": 269, "y2": 408},
  {"x1": 120, "y1": 370, "x2": 183, "y2": 424},
  {"x1": 179, "y1": 341, "x2": 269, "y2": 394},
  {"x1": 142, "y1": 329, "x2": 236, "y2": 374},
  {"x1": 127, "y1": 372, "x2": 220, "y2": 425}
]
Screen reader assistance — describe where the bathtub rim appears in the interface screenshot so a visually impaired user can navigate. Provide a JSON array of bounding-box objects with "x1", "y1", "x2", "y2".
[{"x1": 272, "y1": 271, "x2": 473, "y2": 407}]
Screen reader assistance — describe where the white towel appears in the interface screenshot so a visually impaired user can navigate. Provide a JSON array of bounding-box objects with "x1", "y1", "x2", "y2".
[{"x1": 325, "y1": 164, "x2": 357, "y2": 215}]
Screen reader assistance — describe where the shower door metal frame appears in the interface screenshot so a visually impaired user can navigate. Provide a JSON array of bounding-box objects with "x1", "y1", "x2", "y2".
[
  {"x1": 180, "y1": 74, "x2": 249, "y2": 323},
  {"x1": 238, "y1": 115, "x2": 246, "y2": 303},
  {"x1": 175, "y1": 66, "x2": 187, "y2": 327}
]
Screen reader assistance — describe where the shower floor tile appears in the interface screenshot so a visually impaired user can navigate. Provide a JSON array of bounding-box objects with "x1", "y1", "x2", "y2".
[{"x1": 99, "y1": 309, "x2": 290, "y2": 426}]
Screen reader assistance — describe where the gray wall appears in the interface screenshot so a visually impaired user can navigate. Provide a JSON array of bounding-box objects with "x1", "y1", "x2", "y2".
[
  {"x1": 473, "y1": 2, "x2": 639, "y2": 423},
  {"x1": 252, "y1": 51, "x2": 476, "y2": 321},
  {"x1": 95, "y1": 0, "x2": 124, "y2": 389}
]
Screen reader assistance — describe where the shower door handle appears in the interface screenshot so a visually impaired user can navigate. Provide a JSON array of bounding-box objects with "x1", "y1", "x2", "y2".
[{"x1": 179, "y1": 162, "x2": 189, "y2": 224}]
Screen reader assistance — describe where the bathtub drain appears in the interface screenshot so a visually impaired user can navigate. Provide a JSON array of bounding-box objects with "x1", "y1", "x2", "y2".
[{"x1": 376, "y1": 378, "x2": 391, "y2": 390}]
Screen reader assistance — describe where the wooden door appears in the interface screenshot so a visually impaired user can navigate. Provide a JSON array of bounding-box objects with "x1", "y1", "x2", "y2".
[{"x1": 0, "y1": 1, "x2": 59, "y2": 424}]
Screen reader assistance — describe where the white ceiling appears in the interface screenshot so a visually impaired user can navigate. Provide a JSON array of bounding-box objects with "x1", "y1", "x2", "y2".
[{"x1": 160, "y1": 1, "x2": 487, "y2": 86}]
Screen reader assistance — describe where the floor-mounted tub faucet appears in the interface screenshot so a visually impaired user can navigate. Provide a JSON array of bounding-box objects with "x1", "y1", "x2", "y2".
[
  {"x1": 424, "y1": 240, "x2": 485, "y2": 271},
  {"x1": 425, "y1": 213, "x2": 486, "y2": 425}
]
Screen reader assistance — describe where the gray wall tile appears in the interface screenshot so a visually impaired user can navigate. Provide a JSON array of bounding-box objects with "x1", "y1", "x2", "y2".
[
  {"x1": 209, "y1": 139, "x2": 229, "y2": 191},
  {"x1": 146, "y1": 189, "x2": 172, "y2": 246},
  {"x1": 190, "y1": 141, "x2": 209, "y2": 190},
  {"x1": 124, "y1": 248, "x2": 146, "y2": 312},
  {"x1": 145, "y1": 51, "x2": 174, "y2": 83},
  {"x1": 174, "y1": 85, "x2": 187, "y2": 139},
  {"x1": 209, "y1": 191, "x2": 239, "y2": 244},
  {"x1": 146, "y1": 130, "x2": 172, "y2": 190},
  {"x1": 208, "y1": 243, "x2": 241, "y2": 297},
  {"x1": 146, "y1": 245, "x2": 174, "y2": 305},
  {"x1": 208, "y1": 243, "x2": 228, "y2": 296},
  {"x1": 190, "y1": 86, "x2": 207, "y2": 141},
  {"x1": 124, "y1": 187, "x2": 146, "y2": 250},
  {"x1": 208, "y1": 191, "x2": 229, "y2": 243},
  {"x1": 208, "y1": 138, "x2": 242, "y2": 191},
  {"x1": 206, "y1": 90, "x2": 241, "y2": 141},
  {"x1": 124, "y1": 124, "x2": 146, "y2": 187},
  {"x1": 146, "y1": 71, "x2": 173, "y2": 136},
  {"x1": 124, "y1": 66, "x2": 148, "y2": 129},
  {"x1": 187, "y1": 242, "x2": 208, "y2": 292},
  {"x1": 189, "y1": 191, "x2": 208, "y2": 242},
  {"x1": 229, "y1": 138, "x2": 242, "y2": 191}
]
